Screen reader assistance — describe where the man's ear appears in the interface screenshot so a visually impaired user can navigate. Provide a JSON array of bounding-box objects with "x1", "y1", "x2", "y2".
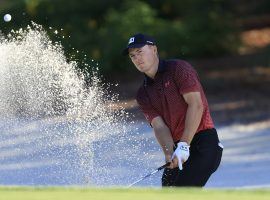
[{"x1": 152, "y1": 45, "x2": 158, "y2": 54}]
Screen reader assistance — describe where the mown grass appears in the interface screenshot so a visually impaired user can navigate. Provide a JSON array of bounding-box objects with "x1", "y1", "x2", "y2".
[{"x1": 0, "y1": 187, "x2": 269, "y2": 200}]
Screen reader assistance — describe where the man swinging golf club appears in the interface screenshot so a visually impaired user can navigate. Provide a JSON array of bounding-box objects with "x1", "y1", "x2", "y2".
[{"x1": 123, "y1": 33, "x2": 223, "y2": 187}]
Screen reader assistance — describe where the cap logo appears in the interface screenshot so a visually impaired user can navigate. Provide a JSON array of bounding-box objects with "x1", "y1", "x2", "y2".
[
  {"x1": 147, "y1": 41, "x2": 153, "y2": 44},
  {"x1": 128, "y1": 37, "x2": 135, "y2": 44}
]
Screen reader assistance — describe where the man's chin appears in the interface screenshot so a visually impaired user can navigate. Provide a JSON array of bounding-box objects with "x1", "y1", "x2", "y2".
[
  {"x1": 139, "y1": 69, "x2": 147, "y2": 73},
  {"x1": 137, "y1": 65, "x2": 147, "y2": 72}
]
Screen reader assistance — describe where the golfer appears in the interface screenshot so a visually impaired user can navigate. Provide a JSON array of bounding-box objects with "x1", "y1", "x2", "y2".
[{"x1": 122, "y1": 33, "x2": 223, "y2": 187}]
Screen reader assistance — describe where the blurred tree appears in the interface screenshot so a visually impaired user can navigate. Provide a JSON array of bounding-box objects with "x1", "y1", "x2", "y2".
[
  {"x1": 0, "y1": 0, "x2": 239, "y2": 77},
  {"x1": 177, "y1": 0, "x2": 238, "y2": 57}
]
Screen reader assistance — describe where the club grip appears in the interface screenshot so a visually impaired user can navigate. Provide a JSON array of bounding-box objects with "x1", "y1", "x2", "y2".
[{"x1": 157, "y1": 162, "x2": 171, "y2": 171}]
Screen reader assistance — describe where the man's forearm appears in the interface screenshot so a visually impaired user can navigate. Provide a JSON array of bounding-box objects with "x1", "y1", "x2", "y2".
[
  {"x1": 153, "y1": 125, "x2": 175, "y2": 160},
  {"x1": 181, "y1": 103, "x2": 203, "y2": 144}
]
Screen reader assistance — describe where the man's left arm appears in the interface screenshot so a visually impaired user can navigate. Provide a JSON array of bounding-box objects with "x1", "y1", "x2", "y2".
[
  {"x1": 181, "y1": 91, "x2": 204, "y2": 144},
  {"x1": 171, "y1": 91, "x2": 203, "y2": 169}
]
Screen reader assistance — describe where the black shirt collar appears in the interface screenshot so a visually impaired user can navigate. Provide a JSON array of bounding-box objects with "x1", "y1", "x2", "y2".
[{"x1": 144, "y1": 59, "x2": 166, "y2": 86}]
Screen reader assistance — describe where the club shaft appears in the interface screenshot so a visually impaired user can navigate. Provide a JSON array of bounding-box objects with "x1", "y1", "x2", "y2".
[{"x1": 127, "y1": 162, "x2": 170, "y2": 187}]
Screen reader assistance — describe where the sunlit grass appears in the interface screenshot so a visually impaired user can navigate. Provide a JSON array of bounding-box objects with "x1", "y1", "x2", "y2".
[{"x1": 0, "y1": 187, "x2": 269, "y2": 200}]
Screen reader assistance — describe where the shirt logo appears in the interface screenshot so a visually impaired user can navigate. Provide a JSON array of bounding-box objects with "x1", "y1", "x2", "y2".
[
  {"x1": 165, "y1": 81, "x2": 170, "y2": 88},
  {"x1": 128, "y1": 37, "x2": 135, "y2": 44}
]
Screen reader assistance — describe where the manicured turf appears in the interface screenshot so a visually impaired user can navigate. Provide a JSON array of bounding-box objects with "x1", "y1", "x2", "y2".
[{"x1": 0, "y1": 187, "x2": 269, "y2": 200}]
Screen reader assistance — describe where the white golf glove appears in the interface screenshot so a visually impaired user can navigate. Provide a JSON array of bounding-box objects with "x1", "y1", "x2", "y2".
[{"x1": 171, "y1": 142, "x2": 190, "y2": 170}]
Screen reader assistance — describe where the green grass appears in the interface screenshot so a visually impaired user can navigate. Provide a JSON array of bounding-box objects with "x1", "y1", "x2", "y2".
[{"x1": 0, "y1": 187, "x2": 269, "y2": 200}]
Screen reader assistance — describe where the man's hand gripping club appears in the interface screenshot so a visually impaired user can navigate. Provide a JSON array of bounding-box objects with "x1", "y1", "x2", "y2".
[{"x1": 170, "y1": 142, "x2": 190, "y2": 170}]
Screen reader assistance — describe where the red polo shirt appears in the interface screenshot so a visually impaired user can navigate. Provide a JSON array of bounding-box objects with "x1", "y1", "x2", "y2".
[{"x1": 136, "y1": 59, "x2": 214, "y2": 142}]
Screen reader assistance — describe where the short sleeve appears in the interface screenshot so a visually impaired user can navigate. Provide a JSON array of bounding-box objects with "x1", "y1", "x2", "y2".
[
  {"x1": 136, "y1": 87, "x2": 160, "y2": 124},
  {"x1": 173, "y1": 61, "x2": 201, "y2": 94}
]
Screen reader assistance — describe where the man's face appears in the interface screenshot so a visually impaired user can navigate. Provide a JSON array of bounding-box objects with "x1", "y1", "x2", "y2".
[{"x1": 128, "y1": 45, "x2": 157, "y2": 73}]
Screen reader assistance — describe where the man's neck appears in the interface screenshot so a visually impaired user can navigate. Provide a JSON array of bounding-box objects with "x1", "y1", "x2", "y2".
[{"x1": 145, "y1": 57, "x2": 159, "y2": 79}]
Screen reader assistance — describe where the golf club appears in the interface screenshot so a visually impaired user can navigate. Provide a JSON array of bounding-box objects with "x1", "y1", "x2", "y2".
[{"x1": 127, "y1": 162, "x2": 171, "y2": 188}]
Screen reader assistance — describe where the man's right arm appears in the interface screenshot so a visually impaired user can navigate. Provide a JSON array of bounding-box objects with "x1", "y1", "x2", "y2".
[{"x1": 151, "y1": 116, "x2": 175, "y2": 165}]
